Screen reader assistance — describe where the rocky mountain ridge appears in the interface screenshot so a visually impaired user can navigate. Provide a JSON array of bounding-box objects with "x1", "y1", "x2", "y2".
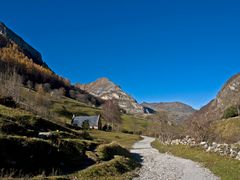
[
  {"x1": 0, "y1": 22, "x2": 44, "y2": 66},
  {"x1": 188, "y1": 73, "x2": 240, "y2": 123},
  {"x1": 76, "y1": 78, "x2": 144, "y2": 114}
]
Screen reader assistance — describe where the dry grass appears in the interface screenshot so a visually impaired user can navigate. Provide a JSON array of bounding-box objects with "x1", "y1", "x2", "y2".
[{"x1": 210, "y1": 117, "x2": 240, "y2": 143}]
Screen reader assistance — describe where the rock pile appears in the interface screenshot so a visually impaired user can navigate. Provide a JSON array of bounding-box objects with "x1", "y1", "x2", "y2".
[
  {"x1": 164, "y1": 136, "x2": 197, "y2": 147},
  {"x1": 200, "y1": 141, "x2": 240, "y2": 160},
  {"x1": 162, "y1": 136, "x2": 240, "y2": 161}
]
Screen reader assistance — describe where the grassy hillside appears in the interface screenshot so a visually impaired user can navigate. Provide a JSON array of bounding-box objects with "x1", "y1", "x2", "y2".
[
  {"x1": 0, "y1": 90, "x2": 142, "y2": 179},
  {"x1": 121, "y1": 114, "x2": 150, "y2": 134},
  {"x1": 152, "y1": 140, "x2": 240, "y2": 180},
  {"x1": 90, "y1": 130, "x2": 141, "y2": 149},
  {"x1": 210, "y1": 116, "x2": 240, "y2": 143}
]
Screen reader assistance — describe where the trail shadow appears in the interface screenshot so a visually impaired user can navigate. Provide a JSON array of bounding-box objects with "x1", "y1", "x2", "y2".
[{"x1": 131, "y1": 152, "x2": 144, "y2": 163}]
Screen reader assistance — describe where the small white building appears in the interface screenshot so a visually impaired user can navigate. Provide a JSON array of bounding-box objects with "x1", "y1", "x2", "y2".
[{"x1": 72, "y1": 115, "x2": 102, "y2": 130}]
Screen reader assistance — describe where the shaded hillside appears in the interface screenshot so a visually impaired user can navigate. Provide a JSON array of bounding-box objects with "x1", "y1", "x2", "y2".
[
  {"x1": 0, "y1": 22, "x2": 44, "y2": 66},
  {"x1": 142, "y1": 102, "x2": 196, "y2": 123},
  {"x1": 0, "y1": 22, "x2": 102, "y2": 107},
  {"x1": 77, "y1": 78, "x2": 144, "y2": 114}
]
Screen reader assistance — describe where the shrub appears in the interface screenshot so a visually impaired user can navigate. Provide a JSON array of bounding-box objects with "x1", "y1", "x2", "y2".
[
  {"x1": 82, "y1": 120, "x2": 90, "y2": 130},
  {"x1": 96, "y1": 142, "x2": 132, "y2": 161},
  {"x1": 66, "y1": 139, "x2": 99, "y2": 151},
  {"x1": 0, "y1": 121, "x2": 36, "y2": 137},
  {"x1": 81, "y1": 131, "x2": 92, "y2": 140},
  {"x1": 121, "y1": 129, "x2": 134, "y2": 134},
  {"x1": 102, "y1": 124, "x2": 112, "y2": 132},
  {"x1": 57, "y1": 140, "x2": 86, "y2": 166},
  {"x1": 0, "y1": 96, "x2": 17, "y2": 108},
  {"x1": 222, "y1": 106, "x2": 239, "y2": 119}
]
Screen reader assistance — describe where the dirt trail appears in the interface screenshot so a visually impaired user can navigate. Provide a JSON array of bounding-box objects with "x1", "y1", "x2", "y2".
[{"x1": 131, "y1": 136, "x2": 219, "y2": 180}]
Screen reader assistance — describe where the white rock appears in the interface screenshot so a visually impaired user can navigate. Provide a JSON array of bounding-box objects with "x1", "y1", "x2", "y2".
[
  {"x1": 200, "y1": 142, "x2": 207, "y2": 146},
  {"x1": 203, "y1": 144, "x2": 209, "y2": 149},
  {"x1": 212, "y1": 142, "x2": 217, "y2": 148},
  {"x1": 206, "y1": 146, "x2": 214, "y2": 152}
]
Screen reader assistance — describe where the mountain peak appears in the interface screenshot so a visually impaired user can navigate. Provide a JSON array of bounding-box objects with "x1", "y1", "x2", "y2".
[
  {"x1": 76, "y1": 78, "x2": 144, "y2": 114},
  {"x1": 97, "y1": 77, "x2": 111, "y2": 82},
  {"x1": 95, "y1": 77, "x2": 116, "y2": 86}
]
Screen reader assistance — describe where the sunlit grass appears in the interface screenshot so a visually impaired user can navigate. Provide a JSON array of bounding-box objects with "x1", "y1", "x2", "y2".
[{"x1": 152, "y1": 140, "x2": 240, "y2": 180}]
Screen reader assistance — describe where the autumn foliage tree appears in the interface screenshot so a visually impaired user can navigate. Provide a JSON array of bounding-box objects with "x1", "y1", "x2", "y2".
[{"x1": 0, "y1": 43, "x2": 71, "y2": 89}]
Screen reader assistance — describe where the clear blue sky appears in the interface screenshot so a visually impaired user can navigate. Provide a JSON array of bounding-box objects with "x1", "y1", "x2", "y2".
[{"x1": 1, "y1": 0, "x2": 240, "y2": 109}]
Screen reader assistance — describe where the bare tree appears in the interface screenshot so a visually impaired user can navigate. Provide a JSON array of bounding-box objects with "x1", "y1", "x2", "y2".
[
  {"x1": 35, "y1": 83, "x2": 45, "y2": 95},
  {"x1": 0, "y1": 67, "x2": 22, "y2": 103},
  {"x1": 102, "y1": 99, "x2": 121, "y2": 130},
  {"x1": 26, "y1": 80, "x2": 33, "y2": 90}
]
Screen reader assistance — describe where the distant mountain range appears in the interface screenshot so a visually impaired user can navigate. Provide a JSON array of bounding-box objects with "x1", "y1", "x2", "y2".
[
  {"x1": 77, "y1": 78, "x2": 196, "y2": 123},
  {"x1": 142, "y1": 102, "x2": 196, "y2": 123}
]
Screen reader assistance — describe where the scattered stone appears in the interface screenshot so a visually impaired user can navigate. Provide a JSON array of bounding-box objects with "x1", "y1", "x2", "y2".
[
  {"x1": 161, "y1": 136, "x2": 240, "y2": 161},
  {"x1": 212, "y1": 142, "x2": 217, "y2": 148},
  {"x1": 200, "y1": 142, "x2": 207, "y2": 146},
  {"x1": 38, "y1": 132, "x2": 53, "y2": 139}
]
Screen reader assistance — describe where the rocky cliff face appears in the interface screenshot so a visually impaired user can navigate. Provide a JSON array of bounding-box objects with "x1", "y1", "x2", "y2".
[
  {"x1": 0, "y1": 22, "x2": 44, "y2": 66},
  {"x1": 142, "y1": 102, "x2": 196, "y2": 123},
  {"x1": 189, "y1": 73, "x2": 240, "y2": 123},
  {"x1": 77, "y1": 78, "x2": 144, "y2": 114}
]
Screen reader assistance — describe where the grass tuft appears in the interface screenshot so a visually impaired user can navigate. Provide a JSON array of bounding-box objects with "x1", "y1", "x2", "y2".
[{"x1": 96, "y1": 142, "x2": 132, "y2": 161}]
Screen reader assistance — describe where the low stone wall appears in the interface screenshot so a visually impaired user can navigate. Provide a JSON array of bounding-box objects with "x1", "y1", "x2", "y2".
[{"x1": 162, "y1": 136, "x2": 240, "y2": 161}]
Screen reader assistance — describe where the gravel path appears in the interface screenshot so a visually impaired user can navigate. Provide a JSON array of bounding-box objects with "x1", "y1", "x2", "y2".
[{"x1": 131, "y1": 136, "x2": 219, "y2": 180}]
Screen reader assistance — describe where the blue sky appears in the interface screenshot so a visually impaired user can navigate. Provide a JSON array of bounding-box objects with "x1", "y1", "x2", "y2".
[{"x1": 1, "y1": 0, "x2": 240, "y2": 109}]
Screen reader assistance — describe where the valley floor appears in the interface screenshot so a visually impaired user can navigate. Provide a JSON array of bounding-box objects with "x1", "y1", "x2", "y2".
[{"x1": 131, "y1": 136, "x2": 219, "y2": 180}]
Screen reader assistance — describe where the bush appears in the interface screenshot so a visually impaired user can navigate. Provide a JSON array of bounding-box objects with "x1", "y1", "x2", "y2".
[
  {"x1": 96, "y1": 142, "x2": 132, "y2": 161},
  {"x1": 222, "y1": 106, "x2": 239, "y2": 119},
  {"x1": 81, "y1": 131, "x2": 92, "y2": 140},
  {"x1": 66, "y1": 139, "x2": 99, "y2": 151},
  {"x1": 0, "y1": 96, "x2": 17, "y2": 108},
  {"x1": 0, "y1": 121, "x2": 36, "y2": 137},
  {"x1": 102, "y1": 124, "x2": 112, "y2": 132},
  {"x1": 121, "y1": 129, "x2": 134, "y2": 134},
  {"x1": 57, "y1": 139, "x2": 86, "y2": 166},
  {"x1": 82, "y1": 120, "x2": 90, "y2": 130}
]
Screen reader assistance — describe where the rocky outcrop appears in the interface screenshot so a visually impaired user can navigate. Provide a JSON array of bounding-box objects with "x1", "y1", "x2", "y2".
[
  {"x1": 142, "y1": 102, "x2": 196, "y2": 123},
  {"x1": 189, "y1": 73, "x2": 240, "y2": 124},
  {"x1": 77, "y1": 78, "x2": 144, "y2": 114},
  {"x1": 0, "y1": 22, "x2": 44, "y2": 65}
]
